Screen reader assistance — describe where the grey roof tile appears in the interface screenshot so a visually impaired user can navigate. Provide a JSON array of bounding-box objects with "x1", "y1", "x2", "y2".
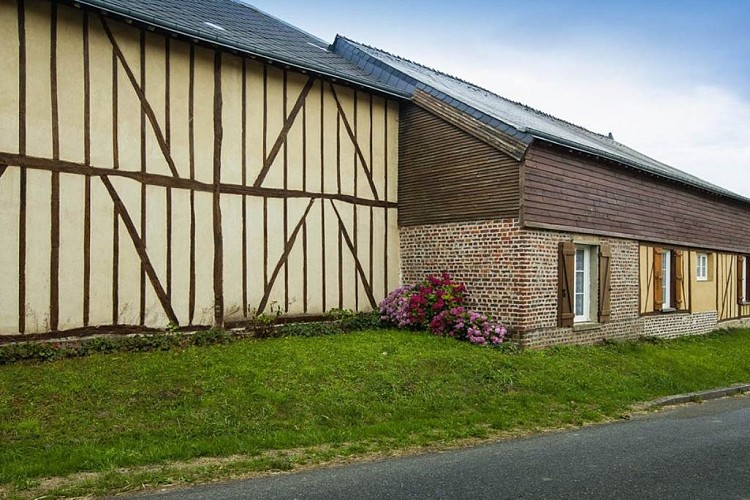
[
  {"x1": 335, "y1": 37, "x2": 748, "y2": 204},
  {"x1": 75, "y1": 0, "x2": 407, "y2": 97}
]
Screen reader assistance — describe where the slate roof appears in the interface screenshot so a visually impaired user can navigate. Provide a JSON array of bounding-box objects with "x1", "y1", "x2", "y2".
[
  {"x1": 333, "y1": 36, "x2": 749, "y2": 204},
  {"x1": 74, "y1": 0, "x2": 408, "y2": 98}
]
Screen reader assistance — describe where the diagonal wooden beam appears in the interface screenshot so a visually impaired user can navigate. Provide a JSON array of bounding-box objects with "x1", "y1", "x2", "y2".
[
  {"x1": 257, "y1": 198, "x2": 316, "y2": 314},
  {"x1": 253, "y1": 77, "x2": 315, "y2": 188},
  {"x1": 0, "y1": 165, "x2": 7, "y2": 181},
  {"x1": 100, "y1": 16, "x2": 180, "y2": 179},
  {"x1": 100, "y1": 175, "x2": 179, "y2": 325},
  {"x1": 329, "y1": 84, "x2": 380, "y2": 201},
  {"x1": 329, "y1": 200, "x2": 377, "y2": 309}
]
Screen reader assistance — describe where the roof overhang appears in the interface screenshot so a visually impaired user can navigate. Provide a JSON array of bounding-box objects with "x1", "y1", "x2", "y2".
[{"x1": 66, "y1": 0, "x2": 410, "y2": 100}]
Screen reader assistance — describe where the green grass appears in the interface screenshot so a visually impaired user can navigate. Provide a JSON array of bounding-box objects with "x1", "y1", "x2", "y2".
[{"x1": 2, "y1": 329, "x2": 750, "y2": 497}]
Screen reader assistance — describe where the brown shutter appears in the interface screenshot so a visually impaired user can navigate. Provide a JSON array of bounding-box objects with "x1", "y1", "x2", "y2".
[
  {"x1": 653, "y1": 247, "x2": 663, "y2": 311},
  {"x1": 598, "y1": 243, "x2": 612, "y2": 323},
  {"x1": 739, "y1": 256, "x2": 745, "y2": 305},
  {"x1": 558, "y1": 241, "x2": 576, "y2": 327},
  {"x1": 673, "y1": 250, "x2": 684, "y2": 310}
]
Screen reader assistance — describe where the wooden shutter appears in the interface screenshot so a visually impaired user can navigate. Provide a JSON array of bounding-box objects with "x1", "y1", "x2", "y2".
[
  {"x1": 598, "y1": 244, "x2": 612, "y2": 323},
  {"x1": 739, "y1": 256, "x2": 745, "y2": 305},
  {"x1": 653, "y1": 247, "x2": 663, "y2": 311},
  {"x1": 673, "y1": 250, "x2": 684, "y2": 310},
  {"x1": 558, "y1": 241, "x2": 576, "y2": 327}
]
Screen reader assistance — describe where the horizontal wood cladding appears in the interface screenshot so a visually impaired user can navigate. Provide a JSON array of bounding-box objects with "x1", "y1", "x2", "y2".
[
  {"x1": 398, "y1": 103, "x2": 520, "y2": 226},
  {"x1": 523, "y1": 142, "x2": 750, "y2": 253}
]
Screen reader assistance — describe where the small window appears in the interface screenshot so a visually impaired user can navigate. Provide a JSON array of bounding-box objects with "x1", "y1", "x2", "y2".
[
  {"x1": 662, "y1": 249, "x2": 672, "y2": 310},
  {"x1": 696, "y1": 253, "x2": 708, "y2": 281},
  {"x1": 743, "y1": 257, "x2": 748, "y2": 303},
  {"x1": 574, "y1": 247, "x2": 590, "y2": 322},
  {"x1": 573, "y1": 245, "x2": 599, "y2": 323}
]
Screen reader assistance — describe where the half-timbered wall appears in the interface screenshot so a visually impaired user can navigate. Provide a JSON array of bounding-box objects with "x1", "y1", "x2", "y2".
[
  {"x1": 638, "y1": 245, "x2": 750, "y2": 321},
  {"x1": 0, "y1": 0, "x2": 400, "y2": 335}
]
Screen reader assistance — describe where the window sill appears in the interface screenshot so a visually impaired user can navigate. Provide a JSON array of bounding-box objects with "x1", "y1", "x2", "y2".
[{"x1": 573, "y1": 322, "x2": 602, "y2": 332}]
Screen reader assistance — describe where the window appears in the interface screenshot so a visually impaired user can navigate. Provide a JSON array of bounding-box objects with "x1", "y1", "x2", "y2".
[
  {"x1": 743, "y1": 257, "x2": 748, "y2": 303},
  {"x1": 574, "y1": 246, "x2": 590, "y2": 322},
  {"x1": 696, "y1": 253, "x2": 708, "y2": 281},
  {"x1": 573, "y1": 245, "x2": 599, "y2": 323},
  {"x1": 559, "y1": 241, "x2": 608, "y2": 327},
  {"x1": 662, "y1": 249, "x2": 672, "y2": 310},
  {"x1": 651, "y1": 247, "x2": 685, "y2": 312}
]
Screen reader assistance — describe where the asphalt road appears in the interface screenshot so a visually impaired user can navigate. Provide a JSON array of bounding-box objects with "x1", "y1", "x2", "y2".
[{"x1": 141, "y1": 395, "x2": 750, "y2": 500}]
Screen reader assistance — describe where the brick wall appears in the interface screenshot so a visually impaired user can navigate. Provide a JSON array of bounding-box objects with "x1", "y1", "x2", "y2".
[
  {"x1": 400, "y1": 219, "x2": 522, "y2": 329},
  {"x1": 400, "y1": 218, "x2": 723, "y2": 348}
]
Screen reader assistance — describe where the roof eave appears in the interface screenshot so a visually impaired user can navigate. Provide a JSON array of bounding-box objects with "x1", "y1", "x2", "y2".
[{"x1": 71, "y1": 0, "x2": 410, "y2": 100}]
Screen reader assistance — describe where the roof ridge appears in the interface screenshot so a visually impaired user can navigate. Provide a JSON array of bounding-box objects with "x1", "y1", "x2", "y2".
[{"x1": 340, "y1": 36, "x2": 618, "y2": 142}]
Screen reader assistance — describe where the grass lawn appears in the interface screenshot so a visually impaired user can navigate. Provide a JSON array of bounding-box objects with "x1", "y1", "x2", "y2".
[{"x1": 2, "y1": 329, "x2": 750, "y2": 497}]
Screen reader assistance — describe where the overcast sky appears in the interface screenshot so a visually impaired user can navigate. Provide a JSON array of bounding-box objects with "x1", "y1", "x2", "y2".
[{"x1": 248, "y1": 0, "x2": 750, "y2": 198}]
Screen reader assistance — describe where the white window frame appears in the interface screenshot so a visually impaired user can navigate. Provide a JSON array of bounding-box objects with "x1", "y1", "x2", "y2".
[
  {"x1": 574, "y1": 246, "x2": 591, "y2": 323},
  {"x1": 696, "y1": 253, "x2": 708, "y2": 282},
  {"x1": 662, "y1": 249, "x2": 672, "y2": 310},
  {"x1": 743, "y1": 257, "x2": 748, "y2": 303}
]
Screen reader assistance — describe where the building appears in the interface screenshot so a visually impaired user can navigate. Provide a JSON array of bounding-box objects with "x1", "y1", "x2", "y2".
[
  {"x1": 332, "y1": 37, "x2": 750, "y2": 347},
  {"x1": 0, "y1": 0, "x2": 401, "y2": 336},
  {"x1": 1, "y1": 0, "x2": 748, "y2": 346}
]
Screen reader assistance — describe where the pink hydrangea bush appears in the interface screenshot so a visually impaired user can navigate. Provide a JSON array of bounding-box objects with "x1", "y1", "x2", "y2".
[
  {"x1": 429, "y1": 307, "x2": 506, "y2": 346},
  {"x1": 380, "y1": 274, "x2": 506, "y2": 346},
  {"x1": 380, "y1": 273, "x2": 465, "y2": 329},
  {"x1": 379, "y1": 285, "x2": 414, "y2": 328}
]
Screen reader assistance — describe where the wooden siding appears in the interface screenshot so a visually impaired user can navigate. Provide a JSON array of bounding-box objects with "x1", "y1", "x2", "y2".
[
  {"x1": 398, "y1": 103, "x2": 520, "y2": 226},
  {"x1": 0, "y1": 0, "x2": 400, "y2": 335},
  {"x1": 523, "y1": 142, "x2": 750, "y2": 253}
]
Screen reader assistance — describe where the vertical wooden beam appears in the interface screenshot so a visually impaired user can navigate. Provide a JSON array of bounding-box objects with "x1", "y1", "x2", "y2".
[
  {"x1": 336, "y1": 110, "x2": 341, "y2": 194},
  {"x1": 49, "y1": 2, "x2": 60, "y2": 331},
  {"x1": 111, "y1": 47, "x2": 119, "y2": 324},
  {"x1": 302, "y1": 100, "x2": 308, "y2": 313},
  {"x1": 337, "y1": 110, "x2": 343, "y2": 310},
  {"x1": 283, "y1": 70, "x2": 288, "y2": 312},
  {"x1": 139, "y1": 30, "x2": 146, "y2": 326},
  {"x1": 165, "y1": 38, "x2": 172, "y2": 302},
  {"x1": 241, "y1": 58, "x2": 248, "y2": 317},
  {"x1": 212, "y1": 50, "x2": 224, "y2": 327},
  {"x1": 353, "y1": 90, "x2": 359, "y2": 310},
  {"x1": 262, "y1": 64, "x2": 268, "y2": 289},
  {"x1": 320, "y1": 80, "x2": 326, "y2": 313},
  {"x1": 383, "y1": 101, "x2": 389, "y2": 296},
  {"x1": 368, "y1": 94, "x2": 374, "y2": 294},
  {"x1": 18, "y1": 0, "x2": 27, "y2": 333},
  {"x1": 188, "y1": 45, "x2": 196, "y2": 325},
  {"x1": 83, "y1": 12, "x2": 91, "y2": 326}
]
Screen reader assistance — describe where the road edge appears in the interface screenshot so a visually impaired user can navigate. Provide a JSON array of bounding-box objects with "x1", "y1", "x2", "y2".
[{"x1": 634, "y1": 383, "x2": 750, "y2": 410}]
